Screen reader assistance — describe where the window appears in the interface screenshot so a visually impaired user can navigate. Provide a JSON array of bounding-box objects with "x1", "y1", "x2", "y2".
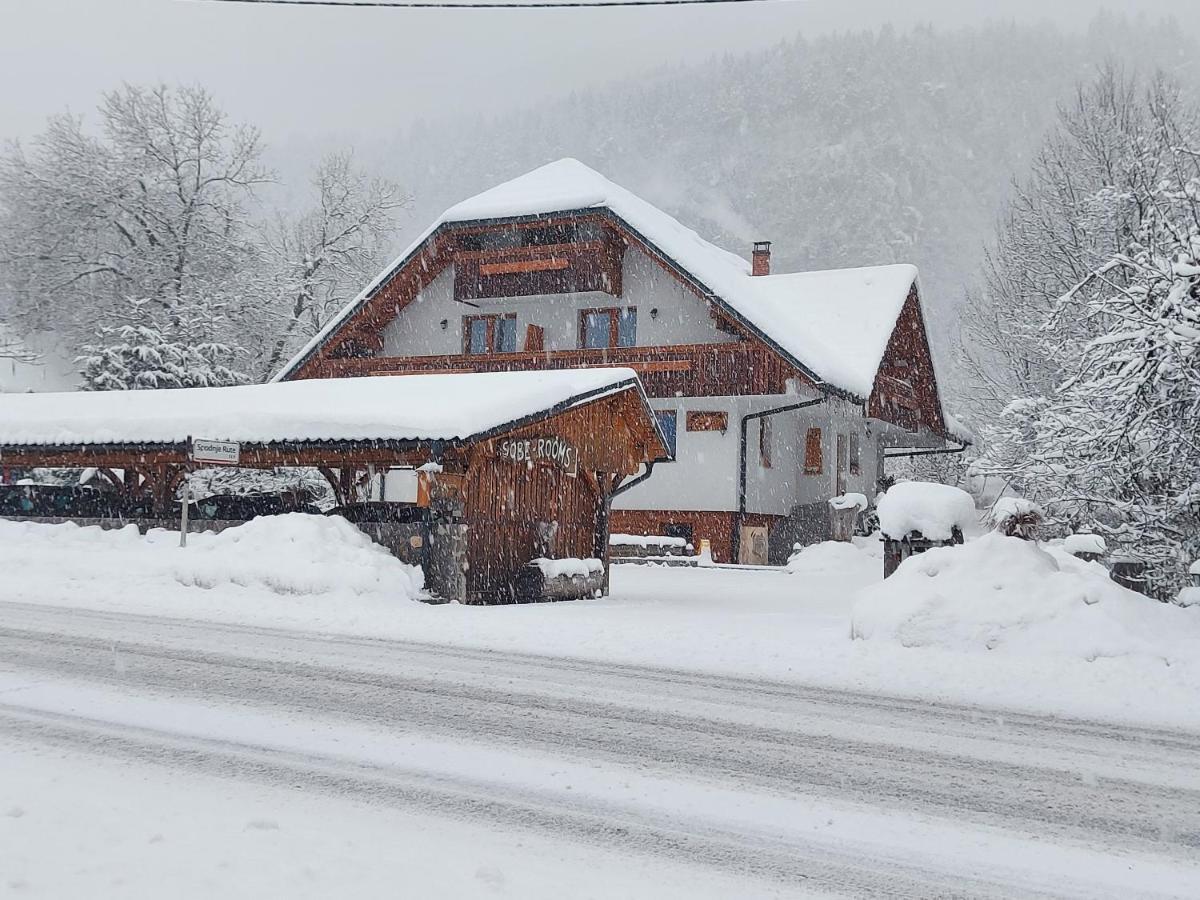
[
  {"x1": 686, "y1": 411, "x2": 728, "y2": 432},
  {"x1": 759, "y1": 417, "x2": 773, "y2": 469},
  {"x1": 804, "y1": 427, "x2": 823, "y2": 475},
  {"x1": 849, "y1": 433, "x2": 862, "y2": 476},
  {"x1": 496, "y1": 316, "x2": 518, "y2": 353},
  {"x1": 462, "y1": 314, "x2": 517, "y2": 355},
  {"x1": 655, "y1": 409, "x2": 678, "y2": 458},
  {"x1": 579, "y1": 307, "x2": 636, "y2": 349},
  {"x1": 467, "y1": 317, "x2": 489, "y2": 355},
  {"x1": 617, "y1": 307, "x2": 637, "y2": 347}
]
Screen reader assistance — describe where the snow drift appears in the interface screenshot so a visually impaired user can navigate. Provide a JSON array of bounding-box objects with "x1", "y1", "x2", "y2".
[
  {"x1": 851, "y1": 533, "x2": 1200, "y2": 663},
  {"x1": 0, "y1": 515, "x2": 423, "y2": 604}
]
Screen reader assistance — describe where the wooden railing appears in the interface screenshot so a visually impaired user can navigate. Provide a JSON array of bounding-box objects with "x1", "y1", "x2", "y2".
[{"x1": 318, "y1": 342, "x2": 799, "y2": 398}]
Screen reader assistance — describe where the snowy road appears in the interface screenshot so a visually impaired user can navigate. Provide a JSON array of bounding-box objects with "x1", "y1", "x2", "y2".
[{"x1": 2, "y1": 601, "x2": 1199, "y2": 898}]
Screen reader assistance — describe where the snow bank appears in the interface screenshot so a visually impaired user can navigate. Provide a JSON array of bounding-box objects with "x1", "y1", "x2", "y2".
[
  {"x1": 1177, "y1": 588, "x2": 1200, "y2": 609},
  {"x1": 876, "y1": 482, "x2": 976, "y2": 541},
  {"x1": 787, "y1": 540, "x2": 880, "y2": 578},
  {"x1": 534, "y1": 557, "x2": 603, "y2": 579},
  {"x1": 851, "y1": 533, "x2": 1200, "y2": 663},
  {"x1": 0, "y1": 515, "x2": 423, "y2": 603}
]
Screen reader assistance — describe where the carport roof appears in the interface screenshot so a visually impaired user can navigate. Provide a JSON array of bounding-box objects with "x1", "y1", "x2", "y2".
[{"x1": 0, "y1": 368, "x2": 650, "y2": 450}]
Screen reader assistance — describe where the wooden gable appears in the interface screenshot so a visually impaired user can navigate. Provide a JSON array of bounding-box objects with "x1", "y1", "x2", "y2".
[
  {"x1": 867, "y1": 286, "x2": 948, "y2": 437},
  {"x1": 284, "y1": 209, "x2": 815, "y2": 399}
]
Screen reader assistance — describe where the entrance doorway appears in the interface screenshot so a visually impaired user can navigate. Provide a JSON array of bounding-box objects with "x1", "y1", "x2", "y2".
[{"x1": 738, "y1": 525, "x2": 769, "y2": 566}]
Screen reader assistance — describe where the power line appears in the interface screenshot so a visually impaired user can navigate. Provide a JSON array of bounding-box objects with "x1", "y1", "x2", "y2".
[{"x1": 183, "y1": 0, "x2": 790, "y2": 9}]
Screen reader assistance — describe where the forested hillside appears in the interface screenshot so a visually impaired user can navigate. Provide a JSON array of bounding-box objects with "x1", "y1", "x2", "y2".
[{"x1": 382, "y1": 14, "x2": 1198, "y2": 388}]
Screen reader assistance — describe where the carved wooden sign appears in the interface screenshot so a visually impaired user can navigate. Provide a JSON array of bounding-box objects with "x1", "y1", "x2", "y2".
[{"x1": 496, "y1": 436, "x2": 578, "y2": 477}]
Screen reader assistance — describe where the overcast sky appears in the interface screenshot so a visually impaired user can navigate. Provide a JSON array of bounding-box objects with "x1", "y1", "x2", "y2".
[{"x1": 1, "y1": 0, "x2": 1190, "y2": 154}]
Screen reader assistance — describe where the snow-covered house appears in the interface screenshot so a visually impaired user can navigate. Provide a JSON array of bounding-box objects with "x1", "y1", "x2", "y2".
[{"x1": 275, "y1": 159, "x2": 956, "y2": 563}]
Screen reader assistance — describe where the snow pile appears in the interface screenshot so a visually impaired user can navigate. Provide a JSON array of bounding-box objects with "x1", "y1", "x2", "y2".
[
  {"x1": 876, "y1": 482, "x2": 976, "y2": 541},
  {"x1": 534, "y1": 558, "x2": 603, "y2": 579},
  {"x1": 787, "y1": 540, "x2": 880, "y2": 579},
  {"x1": 1063, "y1": 533, "x2": 1107, "y2": 556},
  {"x1": 829, "y1": 493, "x2": 868, "y2": 511},
  {"x1": 1177, "y1": 588, "x2": 1200, "y2": 609},
  {"x1": 851, "y1": 533, "x2": 1200, "y2": 662},
  {"x1": 0, "y1": 515, "x2": 423, "y2": 603}
]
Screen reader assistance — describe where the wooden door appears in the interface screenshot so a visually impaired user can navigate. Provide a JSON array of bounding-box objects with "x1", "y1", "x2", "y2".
[{"x1": 738, "y1": 525, "x2": 769, "y2": 566}]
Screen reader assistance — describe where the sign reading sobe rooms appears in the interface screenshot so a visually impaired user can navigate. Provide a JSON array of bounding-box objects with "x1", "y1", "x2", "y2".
[{"x1": 496, "y1": 436, "x2": 578, "y2": 477}]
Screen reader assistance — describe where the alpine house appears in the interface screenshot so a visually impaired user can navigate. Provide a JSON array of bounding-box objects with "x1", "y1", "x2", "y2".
[{"x1": 274, "y1": 159, "x2": 958, "y2": 564}]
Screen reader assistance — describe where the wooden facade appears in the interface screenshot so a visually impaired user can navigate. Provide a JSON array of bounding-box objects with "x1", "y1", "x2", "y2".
[
  {"x1": 315, "y1": 341, "x2": 798, "y2": 400},
  {"x1": 866, "y1": 287, "x2": 948, "y2": 437}
]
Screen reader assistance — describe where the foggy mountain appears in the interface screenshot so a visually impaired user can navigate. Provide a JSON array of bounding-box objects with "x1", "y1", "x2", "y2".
[{"x1": 375, "y1": 14, "x2": 1198, "y2": 389}]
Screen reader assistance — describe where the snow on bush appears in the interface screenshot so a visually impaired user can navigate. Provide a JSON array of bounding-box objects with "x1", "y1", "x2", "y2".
[
  {"x1": 850, "y1": 533, "x2": 1200, "y2": 662},
  {"x1": 1063, "y1": 533, "x2": 1107, "y2": 557},
  {"x1": 0, "y1": 514, "x2": 423, "y2": 602},
  {"x1": 1177, "y1": 588, "x2": 1200, "y2": 609},
  {"x1": 876, "y1": 481, "x2": 976, "y2": 541}
]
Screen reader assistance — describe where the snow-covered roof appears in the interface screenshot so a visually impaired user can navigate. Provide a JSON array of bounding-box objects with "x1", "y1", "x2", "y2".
[
  {"x1": 274, "y1": 159, "x2": 922, "y2": 399},
  {"x1": 0, "y1": 369, "x2": 645, "y2": 448}
]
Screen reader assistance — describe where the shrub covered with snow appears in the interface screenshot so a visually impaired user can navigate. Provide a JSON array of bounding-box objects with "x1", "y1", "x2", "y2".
[
  {"x1": 875, "y1": 481, "x2": 976, "y2": 541},
  {"x1": 0, "y1": 514, "x2": 423, "y2": 604},
  {"x1": 850, "y1": 533, "x2": 1200, "y2": 662},
  {"x1": 1063, "y1": 533, "x2": 1107, "y2": 557}
]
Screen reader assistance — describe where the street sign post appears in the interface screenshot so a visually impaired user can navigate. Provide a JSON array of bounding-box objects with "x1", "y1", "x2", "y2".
[
  {"x1": 181, "y1": 436, "x2": 242, "y2": 547},
  {"x1": 190, "y1": 437, "x2": 241, "y2": 466}
]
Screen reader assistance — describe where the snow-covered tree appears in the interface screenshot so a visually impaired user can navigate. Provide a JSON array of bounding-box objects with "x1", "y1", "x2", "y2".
[
  {"x1": 0, "y1": 84, "x2": 269, "y2": 369},
  {"x1": 974, "y1": 72, "x2": 1200, "y2": 594},
  {"x1": 78, "y1": 298, "x2": 246, "y2": 390},
  {"x1": 254, "y1": 152, "x2": 408, "y2": 378}
]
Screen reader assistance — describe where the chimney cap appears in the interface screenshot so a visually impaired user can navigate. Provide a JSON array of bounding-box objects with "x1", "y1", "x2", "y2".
[{"x1": 753, "y1": 240, "x2": 772, "y2": 252}]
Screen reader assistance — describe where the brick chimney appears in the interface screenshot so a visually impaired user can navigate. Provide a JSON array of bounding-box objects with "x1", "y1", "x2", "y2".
[{"x1": 752, "y1": 241, "x2": 772, "y2": 276}]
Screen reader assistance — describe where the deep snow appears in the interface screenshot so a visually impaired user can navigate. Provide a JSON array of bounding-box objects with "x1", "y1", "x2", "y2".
[{"x1": 2, "y1": 517, "x2": 1198, "y2": 731}]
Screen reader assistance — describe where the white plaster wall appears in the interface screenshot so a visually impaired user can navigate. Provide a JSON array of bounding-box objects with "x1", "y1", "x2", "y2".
[
  {"x1": 613, "y1": 389, "x2": 835, "y2": 514},
  {"x1": 376, "y1": 247, "x2": 737, "y2": 357}
]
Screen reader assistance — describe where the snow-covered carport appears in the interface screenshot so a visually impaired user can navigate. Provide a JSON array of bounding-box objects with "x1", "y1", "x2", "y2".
[{"x1": 0, "y1": 368, "x2": 670, "y2": 603}]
